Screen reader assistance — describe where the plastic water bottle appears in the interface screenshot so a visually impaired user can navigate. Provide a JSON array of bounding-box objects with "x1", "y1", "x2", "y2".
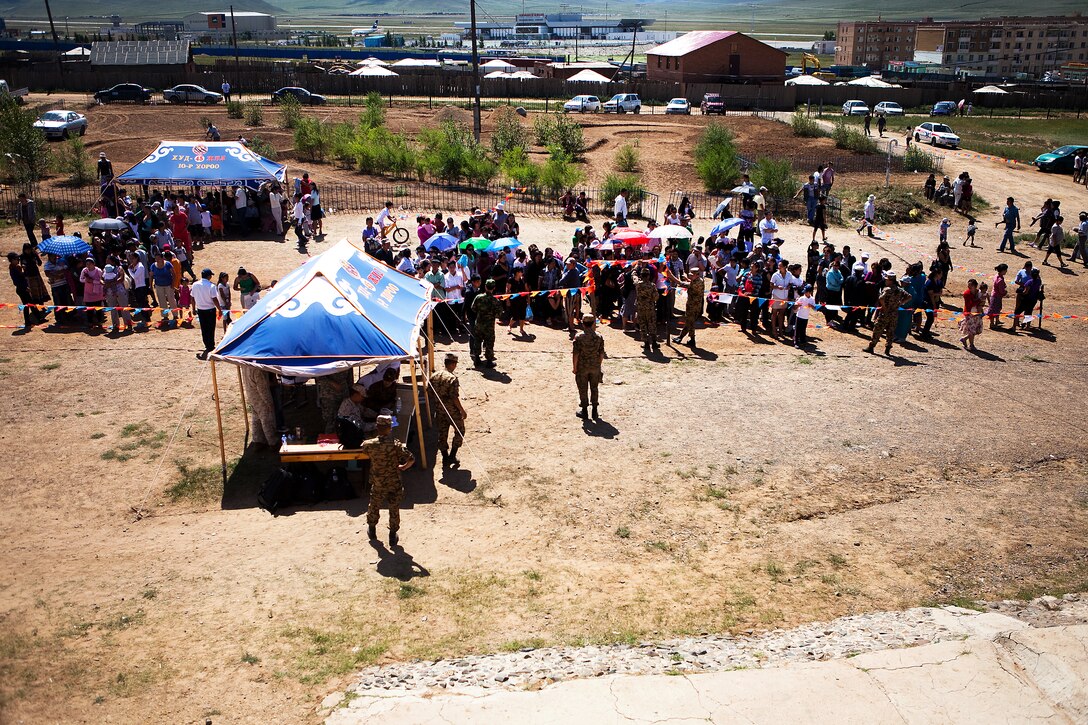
[{"x1": 281, "y1": 433, "x2": 288, "y2": 448}]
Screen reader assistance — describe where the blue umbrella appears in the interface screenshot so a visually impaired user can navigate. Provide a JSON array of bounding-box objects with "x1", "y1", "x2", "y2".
[
  {"x1": 492, "y1": 236, "x2": 522, "y2": 249},
  {"x1": 709, "y1": 218, "x2": 744, "y2": 236},
  {"x1": 425, "y1": 233, "x2": 459, "y2": 252},
  {"x1": 38, "y1": 235, "x2": 91, "y2": 256}
]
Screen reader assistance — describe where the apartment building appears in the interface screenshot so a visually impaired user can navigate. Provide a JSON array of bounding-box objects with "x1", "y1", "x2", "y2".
[
  {"x1": 915, "y1": 15, "x2": 1088, "y2": 78},
  {"x1": 836, "y1": 21, "x2": 919, "y2": 68}
]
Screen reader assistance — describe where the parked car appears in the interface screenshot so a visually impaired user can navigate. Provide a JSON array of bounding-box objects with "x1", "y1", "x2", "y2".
[
  {"x1": 33, "y1": 110, "x2": 87, "y2": 139},
  {"x1": 93, "y1": 83, "x2": 152, "y2": 104},
  {"x1": 271, "y1": 87, "x2": 327, "y2": 105},
  {"x1": 162, "y1": 85, "x2": 223, "y2": 104},
  {"x1": 563, "y1": 95, "x2": 601, "y2": 113},
  {"x1": 602, "y1": 93, "x2": 641, "y2": 114},
  {"x1": 930, "y1": 101, "x2": 958, "y2": 116},
  {"x1": 0, "y1": 79, "x2": 29, "y2": 105},
  {"x1": 873, "y1": 101, "x2": 904, "y2": 116},
  {"x1": 1033, "y1": 145, "x2": 1088, "y2": 173},
  {"x1": 841, "y1": 100, "x2": 870, "y2": 116},
  {"x1": 913, "y1": 122, "x2": 961, "y2": 148},
  {"x1": 664, "y1": 98, "x2": 691, "y2": 115},
  {"x1": 700, "y1": 92, "x2": 725, "y2": 115}
]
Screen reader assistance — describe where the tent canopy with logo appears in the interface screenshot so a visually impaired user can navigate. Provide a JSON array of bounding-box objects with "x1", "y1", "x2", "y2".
[{"x1": 115, "y1": 141, "x2": 286, "y2": 191}]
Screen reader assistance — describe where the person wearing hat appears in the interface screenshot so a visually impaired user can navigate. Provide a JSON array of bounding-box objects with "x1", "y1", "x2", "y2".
[
  {"x1": 97, "y1": 153, "x2": 114, "y2": 187},
  {"x1": 635, "y1": 265, "x2": 660, "y2": 354},
  {"x1": 856, "y1": 194, "x2": 877, "y2": 237},
  {"x1": 470, "y1": 279, "x2": 502, "y2": 367},
  {"x1": 360, "y1": 414, "x2": 415, "y2": 547},
  {"x1": 1069, "y1": 211, "x2": 1088, "y2": 266},
  {"x1": 558, "y1": 258, "x2": 584, "y2": 340},
  {"x1": 192, "y1": 268, "x2": 221, "y2": 358},
  {"x1": 332, "y1": 382, "x2": 370, "y2": 448},
  {"x1": 102, "y1": 258, "x2": 135, "y2": 333},
  {"x1": 430, "y1": 353, "x2": 467, "y2": 467},
  {"x1": 572, "y1": 313, "x2": 606, "y2": 419},
  {"x1": 793, "y1": 284, "x2": 816, "y2": 348},
  {"x1": 865, "y1": 272, "x2": 913, "y2": 355},
  {"x1": 673, "y1": 265, "x2": 705, "y2": 348}
]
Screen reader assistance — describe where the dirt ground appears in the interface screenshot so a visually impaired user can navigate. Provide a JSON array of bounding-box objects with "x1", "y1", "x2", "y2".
[{"x1": 2, "y1": 102, "x2": 1088, "y2": 724}]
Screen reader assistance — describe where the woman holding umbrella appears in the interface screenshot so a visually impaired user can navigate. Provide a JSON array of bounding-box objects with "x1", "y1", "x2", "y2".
[
  {"x1": 506, "y1": 268, "x2": 530, "y2": 337},
  {"x1": 20, "y1": 243, "x2": 50, "y2": 317}
]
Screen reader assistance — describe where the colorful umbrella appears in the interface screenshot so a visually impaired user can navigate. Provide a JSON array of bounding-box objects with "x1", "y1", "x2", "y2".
[
  {"x1": 425, "y1": 233, "x2": 459, "y2": 252},
  {"x1": 709, "y1": 218, "x2": 744, "y2": 236},
  {"x1": 458, "y1": 236, "x2": 491, "y2": 252},
  {"x1": 611, "y1": 228, "x2": 650, "y2": 245},
  {"x1": 38, "y1": 235, "x2": 91, "y2": 256}
]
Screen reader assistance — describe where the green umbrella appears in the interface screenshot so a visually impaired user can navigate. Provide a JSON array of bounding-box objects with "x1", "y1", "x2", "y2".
[{"x1": 458, "y1": 237, "x2": 491, "y2": 252}]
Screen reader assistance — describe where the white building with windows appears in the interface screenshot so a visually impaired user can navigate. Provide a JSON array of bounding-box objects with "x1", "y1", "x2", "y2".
[{"x1": 455, "y1": 12, "x2": 653, "y2": 41}]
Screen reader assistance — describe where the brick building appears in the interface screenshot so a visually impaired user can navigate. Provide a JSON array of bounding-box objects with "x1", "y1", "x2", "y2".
[
  {"x1": 916, "y1": 15, "x2": 1088, "y2": 78},
  {"x1": 646, "y1": 31, "x2": 786, "y2": 84},
  {"x1": 836, "y1": 21, "x2": 919, "y2": 68}
]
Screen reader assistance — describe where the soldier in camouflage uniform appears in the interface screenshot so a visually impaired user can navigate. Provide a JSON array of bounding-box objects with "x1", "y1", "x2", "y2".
[
  {"x1": 470, "y1": 279, "x2": 502, "y2": 368},
  {"x1": 673, "y1": 271, "x2": 705, "y2": 347},
  {"x1": 316, "y1": 369, "x2": 353, "y2": 434},
  {"x1": 635, "y1": 267, "x2": 660, "y2": 353},
  {"x1": 430, "y1": 353, "x2": 467, "y2": 468},
  {"x1": 572, "y1": 313, "x2": 606, "y2": 419},
  {"x1": 865, "y1": 273, "x2": 914, "y2": 355},
  {"x1": 361, "y1": 415, "x2": 415, "y2": 546}
]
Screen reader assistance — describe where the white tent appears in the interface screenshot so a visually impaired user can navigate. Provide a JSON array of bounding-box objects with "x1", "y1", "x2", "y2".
[
  {"x1": 390, "y1": 58, "x2": 442, "y2": 68},
  {"x1": 349, "y1": 66, "x2": 399, "y2": 77},
  {"x1": 846, "y1": 75, "x2": 901, "y2": 88},
  {"x1": 785, "y1": 74, "x2": 829, "y2": 86},
  {"x1": 973, "y1": 85, "x2": 1010, "y2": 94},
  {"x1": 484, "y1": 70, "x2": 513, "y2": 79},
  {"x1": 567, "y1": 69, "x2": 612, "y2": 83},
  {"x1": 509, "y1": 70, "x2": 538, "y2": 80},
  {"x1": 356, "y1": 56, "x2": 389, "y2": 67},
  {"x1": 63, "y1": 46, "x2": 90, "y2": 57},
  {"x1": 481, "y1": 59, "x2": 516, "y2": 71}
]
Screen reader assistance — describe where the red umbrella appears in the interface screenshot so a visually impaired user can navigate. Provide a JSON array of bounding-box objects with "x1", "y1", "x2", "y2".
[{"x1": 611, "y1": 228, "x2": 650, "y2": 245}]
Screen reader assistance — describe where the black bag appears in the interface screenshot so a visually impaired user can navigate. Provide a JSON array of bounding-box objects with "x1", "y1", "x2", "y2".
[
  {"x1": 336, "y1": 415, "x2": 365, "y2": 449},
  {"x1": 293, "y1": 463, "x2": 324, "y2": 505},
  {"x1": 324, "y1": 467, "x2": 357, "y2": 501},
  {"x1": 257, "y1": 467, "x2": 295, "y2": 515}
]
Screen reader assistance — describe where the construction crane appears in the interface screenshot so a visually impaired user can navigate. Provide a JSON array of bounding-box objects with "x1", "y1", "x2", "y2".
[{"x1": 802, "y1": 53, "x2": 821, "y2": 74}]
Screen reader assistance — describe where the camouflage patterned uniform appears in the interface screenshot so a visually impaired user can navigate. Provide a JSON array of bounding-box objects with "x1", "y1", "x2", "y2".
[
  {"x1": 429, "y1": 369, "x2": 464, "y2": 454},
  {"x1": 471, "y1": 292, "x2": 502, "y2": 363},
  {"x1": 361, "y1": 433, "x2": 413, "y2": 533},
  {"x1": 676, "y1": 275, "x2": 705, "y2": 344},
  {"x1": 316, "y1": 370, "x2": 353, "y2": 433},
  {"x1": 866, "y1": 285, "x2": 913, "y2": 353},
  {"x1": 635, "y1": 277, "x2": 659, "y2": 347},
  {"x1": 572, "y1": 327, "x2": 605, "y2": 409}
]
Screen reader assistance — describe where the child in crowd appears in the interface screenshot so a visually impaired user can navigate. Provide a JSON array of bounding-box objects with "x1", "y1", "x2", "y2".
[
  {"x1": 793, "y1": 284, "x2": 816, "y2": 348},
  {"x1": 964, "y1": 217, "x2": 978, "y2": 247},
  {"x1": 200, "y1": 205, "x2": 212, "y2": 240},
  {"x1": 54, "y1": 213, "x2": 64, "y2": 236},
  {"x1": 939, "y1": 217, "x2": 952, "y2": 244},
  {"x1": 178, "y1": 277, "x2": 194, "y2": 327}
]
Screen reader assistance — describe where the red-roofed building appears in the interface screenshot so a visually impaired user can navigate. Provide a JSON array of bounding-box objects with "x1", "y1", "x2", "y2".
[{"x1": 646, "y1": 31, "x2": 786, "y2": 84}]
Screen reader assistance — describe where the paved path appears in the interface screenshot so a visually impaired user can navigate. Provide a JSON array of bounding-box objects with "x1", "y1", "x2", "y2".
[{"x1": 324, "y1": 598, "x2": 1088, "y2": 723}]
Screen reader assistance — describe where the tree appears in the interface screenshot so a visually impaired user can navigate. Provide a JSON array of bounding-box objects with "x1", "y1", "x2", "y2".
[{"x1": 0, "y1": 97, "x2": 51, "y2": 184}]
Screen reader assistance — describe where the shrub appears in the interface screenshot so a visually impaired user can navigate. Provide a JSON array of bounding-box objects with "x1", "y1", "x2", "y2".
[
  {"x1": 791, "y1": 112, "x2": 822, "y2": 138},
  {"x1": 693, "y1": 123, "x2": 740, "y2": 193},
  {"x1": 361, "y1": 91, "x2": 385, "y2": 129},
  {"x1": 614, "y1": 141, "x2": 640, "y2": 172},
  {"x1": 245, "y1": 135, "x2": 277, "y2": 160},
  {"x1": 538, "y1": 147, "x2": 583, "y2": 195},
  {"x1": 532, "y1": 114, "x2": 555, "y2": 146},
  {"x1": 55, "y1": 136, "x2": 95, "y2": 186},
  {"x1": 903, "y1": 145, "x2": 938, "y2": 173},
  {"x1": 490, "y1": 105, "x2": 528, "y2": 157},
  {"x1": 533, "y1": 113, "x2": 585, "y2": 159},
  {"x1": 0, "y1": 97, "x2": 51, "y2": 183},
  {"x1": 601, "y1": 172, "x2": 645, "y2": 214},
  {"x1": 278, "y1": 93, "x2": 303, "y2": 130},
  {"x1": 500, "y1": 147, "x2": 539, "y2": 188},
  {"x1": 832, "y1": 121, "x2": 879, "y2": 154},
  {"x1": 750, "y1": 157, "x2": 799, "y2": 200},
  {"x1": 418, "y1": 120, "x2": 493, "y2": 186},
  {"x1": 225, "y1": 100, "x2": 244, "y2": 119},
  {"x1": 294, "y1": 117, "x2": 330, "y2": 161},
  {"x1": 243, "y1": 101, "x2": 264, "y2": 126}
]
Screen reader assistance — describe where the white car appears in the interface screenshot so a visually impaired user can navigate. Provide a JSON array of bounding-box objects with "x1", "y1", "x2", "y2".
[
  {"x1": 602, "y1": 93, "x2": 641, "y2": 114},
  {"x1": 873, "y1": 101, "x2": 904, "y2": 116},
  {"x1": 664, "y1": 98, "x2": 691, "y2": 115},
  {"x1": 842, "y1": 100, "x2": 870, "y2": 116},
  {"x1": 33, "y1": 110, "x2": 87, "y2": 139},
  {"x1": 914, "y1": 122, "x2": 960, "y2": 148},
  {"x1": 563, "y1": 95, "x2": 600, "y2": 113}
]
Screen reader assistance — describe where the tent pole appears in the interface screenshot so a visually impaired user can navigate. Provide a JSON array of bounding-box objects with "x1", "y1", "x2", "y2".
[
  {"x1": 236, "y1": 363, "x2": 249, "y2": 447},
  {"x1": 427, "y1": 311, "x2": 435, "y2": 374},
  {"x1": 211, "y1": 360, "x2": 228, "y2": 486},
  {"x1": 409, "y1": 357, "x2": 427, "y2": 468},
  {"x1": 418, "y1": 340, "x2": 432, "y2": 427}
]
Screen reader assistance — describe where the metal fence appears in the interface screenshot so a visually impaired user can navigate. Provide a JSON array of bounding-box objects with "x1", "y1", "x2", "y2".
[
  {"x1": 0, "y1": 180, "x2": 658, "y2": 221},
  {"x1": 666, "y1": 190, "x2": 843, "y2": 224}
]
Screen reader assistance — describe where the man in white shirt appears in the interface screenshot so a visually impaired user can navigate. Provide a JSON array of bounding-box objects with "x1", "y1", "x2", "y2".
[
  {"x1": 192, "y1": 268, "x2": 222, "y2": 359},
  {"x1": 758, "y1": 210, "x2": 779, "y2": 247},
  {"x1": 268, "y1": 188, "x2": 284, "y2": 235},
  {"x1": 686, "y1": 247, "x2": 707, "y2": 277},
  {"x1": 613, "y1": 189, "x2": 629, "y2": 222},
  {"x1": 233, "y1": 186, "x2": 247, "y2": 229},
  {"x1": 769, "y1": 260, "x2": 791, "y2": 337},
  {"x1": 376, "y1": 201, "x2": 395, "y2": 237}
]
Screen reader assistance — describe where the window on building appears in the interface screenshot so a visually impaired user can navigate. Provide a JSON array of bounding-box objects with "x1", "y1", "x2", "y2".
[{"x1": 657, "y1": 56, "x2": 661, "y2": 68}]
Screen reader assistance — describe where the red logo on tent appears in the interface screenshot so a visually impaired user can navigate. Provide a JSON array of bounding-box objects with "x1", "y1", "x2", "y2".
[
  {"x1": 341, "y1": 261, "x2": 361, "y2": 280},
  {"x1": 192, "y1": 144, "x2": 208, "y2": 155},
  {"x1": 367, "y1": 269, "x2": 384, "y2": 284}
]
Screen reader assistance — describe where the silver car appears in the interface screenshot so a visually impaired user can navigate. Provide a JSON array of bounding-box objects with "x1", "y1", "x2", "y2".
[
  {"x1": 163, "y1": 84, "x2": 224, "y2": 105},
  {"x1": 33, "y1": 110, "x2": 87, "y2": 139}
]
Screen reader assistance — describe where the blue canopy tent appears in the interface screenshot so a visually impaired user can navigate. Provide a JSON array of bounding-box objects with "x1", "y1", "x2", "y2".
[
  {"x1": 206, "y1": 238, "x2": 437, "y2": 479},
  {"x1": 115, "y1": 141, "x2": 286, "y2": 191}
]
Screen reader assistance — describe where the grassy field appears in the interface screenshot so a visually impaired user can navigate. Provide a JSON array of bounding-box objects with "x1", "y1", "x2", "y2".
[{"x1": 829, "y1": 114, "x2": 1085, "y2": 162}]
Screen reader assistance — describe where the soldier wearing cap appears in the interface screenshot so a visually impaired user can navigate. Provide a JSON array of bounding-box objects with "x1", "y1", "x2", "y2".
[
  {"x1": 572, "y1": 313, "x2": 606, "y2": 419},
  {"x1": 470, "y1": 279, "x2": 502, "y2": 367},
  {"x1": 430, "y1": 353, "x2": 467, "y2": 467},
  {"x1": 673, "y1": 268, "x2": 705, "y2": 347},
  {"x1": 360, "y1": 414, "x2": 414, "y2": 546},
  {"x1": 635, "y1": 266, "x2": 659, "y2": 354},
  {"x1": 865, "y1": 272, "x2": 913, "y2": 356}
]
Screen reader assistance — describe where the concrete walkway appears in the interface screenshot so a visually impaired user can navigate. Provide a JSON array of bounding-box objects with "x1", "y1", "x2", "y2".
[{"x1": 325, "y1": 607, "x2": 1088, "y2": 724}]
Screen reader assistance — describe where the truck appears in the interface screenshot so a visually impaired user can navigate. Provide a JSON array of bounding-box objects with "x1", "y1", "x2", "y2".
[{"x1": 0, "y1": 80, "x2": 28, "y2": 105}]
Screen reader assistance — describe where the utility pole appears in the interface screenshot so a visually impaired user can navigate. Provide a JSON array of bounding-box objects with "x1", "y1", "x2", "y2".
[
  {"x1": 469, "y1": 0, "x2": 482, "y2": 141},
  {"x1": 43, "y1": 0, "x2": 64, "y2": 75},
  {"x1": 230, "y1": 5, "x2": 240, "y2": 94}
]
